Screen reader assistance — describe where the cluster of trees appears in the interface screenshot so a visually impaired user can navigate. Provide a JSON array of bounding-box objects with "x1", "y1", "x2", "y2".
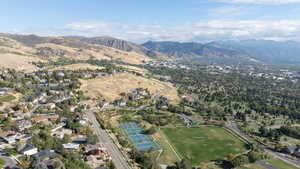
[
  {"x1": 129, "y1": 149, "x2": 160, "y2": 169},
  {"x1": 146, "y1": 66, "x2": 300, "y2": 121},
  {"x1": 280, "y1": 126, "x2": 300, "y2": 139},
  {"x1": 227, "y1": 147, "x2": 269, "y2": 168}
]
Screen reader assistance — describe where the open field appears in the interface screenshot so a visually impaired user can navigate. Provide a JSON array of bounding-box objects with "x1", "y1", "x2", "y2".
[
  {"x1": 80, "y1": 72, "x2": 179, "y2": 103},
  {"x1": 153, "y1": 129, "x2": 181, "y2": 165},
  {"x1": 264, "y1": 159, "x2": 300, "y2": 169},
  {"x1": 50, "y1": 63, "x2": 105, "y2": 71},
  {"x1": 0, "y1": 53, "x2": 41, "y2": 72},
  {"x1": 162, "y1": 126, "x2": 248, "y2": 165}
]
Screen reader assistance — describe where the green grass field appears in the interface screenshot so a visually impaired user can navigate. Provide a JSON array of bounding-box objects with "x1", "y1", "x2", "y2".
[
  {"x1": 264, "y1": 159, "x2": 299, "y2": 169},
  {"x1": 162, "y1": 126, "x2": 248, "y2": 165},
  {"x1": 0, "y1": 95, "x2": 16, "y2": 103}
]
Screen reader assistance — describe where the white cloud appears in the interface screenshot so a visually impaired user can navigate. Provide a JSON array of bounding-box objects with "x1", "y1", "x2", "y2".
[
  {"x1": 209, "y1": 6, "x2": 246, "y2": 18},
  {"x1": 215, "y1": 0, "x2": 300, "y2": 4},
  {"x1": 16, "y1": 20, "x2": 300, "y2": 43}
]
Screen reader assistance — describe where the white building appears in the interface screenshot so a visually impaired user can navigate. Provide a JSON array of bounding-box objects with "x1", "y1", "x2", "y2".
[{"x1": 20, "y1": 144, "x2": 38, "y2": 156}]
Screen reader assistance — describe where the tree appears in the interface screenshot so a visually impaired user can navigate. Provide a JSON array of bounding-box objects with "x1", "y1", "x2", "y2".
[
  {"x1": 143, "y1": 126, "x2": 156, "y2": 135},
  {"x1": 175, "y1": 159, "x2": 188, "y2": 169},
  {"x1": 62, "y1": 135, "x2": 71, "y2": 144},
  {"x1": 86, "y1": 134, "x2": 98, "y2": 145},
  {"x1": 231, "y1": 155, "x2": 249, "y2": 167},
  {"x1": 248, "y1": 151, "x2": 262, "y2": 163}
]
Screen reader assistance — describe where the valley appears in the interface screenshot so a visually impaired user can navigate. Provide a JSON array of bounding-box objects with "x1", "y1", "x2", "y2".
[{"x1": 0, "y1": 34, "x2": 299, "y2": 169}]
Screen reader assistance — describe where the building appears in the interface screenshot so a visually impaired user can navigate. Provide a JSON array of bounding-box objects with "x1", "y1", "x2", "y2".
[
  {"x1": 63, "y1": 143, "x2": 79, "y2": 150},
  {"x1": 20, "y1": 144, "x2": 38, "y2": 156},
  {"x1": 114, "y1": 100, "x2": 126, "y2": 107},
  {"x1": 34, "y1": 149, "x2": 57, "y2": 161}
]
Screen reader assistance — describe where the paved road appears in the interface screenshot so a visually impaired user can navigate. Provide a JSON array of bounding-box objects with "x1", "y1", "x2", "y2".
[
  {"x1": 227, "y1": 118, "x2": 300, "y2": 169},
  {"x1": 86, "y1": 111, "x2": 132, "y2": 169},
  {"x1": 256, "y1": 161, "x2": 279, "y2": 169}
]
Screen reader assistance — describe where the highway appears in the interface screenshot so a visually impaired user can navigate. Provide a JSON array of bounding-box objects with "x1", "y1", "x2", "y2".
[
  {"x1": 86, "y1": 111, "x2": 132, "y2": 169},
  {"x1": 227, "y1": 118, "x2": 300, "y2": 169}
]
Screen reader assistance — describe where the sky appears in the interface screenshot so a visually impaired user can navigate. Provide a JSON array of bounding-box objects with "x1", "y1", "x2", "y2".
[{"x1": 1, "y1": 0, "x2": 300, "y2": 43}]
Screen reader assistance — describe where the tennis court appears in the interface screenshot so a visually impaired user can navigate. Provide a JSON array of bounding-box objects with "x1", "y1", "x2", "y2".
[{"x1": 120, "y1": 122, "x2": 160, "y2": 151}]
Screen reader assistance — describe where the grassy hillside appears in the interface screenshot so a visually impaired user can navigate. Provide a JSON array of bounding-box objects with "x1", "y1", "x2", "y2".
[{"x1": 80, "y1": 72, "x2": 179, "y2": 103}]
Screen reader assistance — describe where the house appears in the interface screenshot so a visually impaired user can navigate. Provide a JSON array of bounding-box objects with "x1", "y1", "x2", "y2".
[
  {"x1": 16, "y1": 119, "x2": 32, "y2": 131},
  {"x1": 52, "y1": 129, "x2": 72, "y2": 139},
  {"x1": 114, "y1": 100, "x2": 126, "y2": 107},
  {"x1": 182, "y1": 95, "x2": 194, "y2": 103},
  {"x1": 101, "y1": 101, "x2": 110, "y2": 108},
  {"x1": 34, "y1": 149, "x2": 57, "y2": 161},
  {"x1": 3, "y1": 134, "x2": 18, "y2": 144},
  {"x1": 72, "y1": 137, "x2": 87, "y2": 145},
  {"x1": 0, "y1": 87, "x2": 10, "y2": 96},
  {"x1": 57, "y1": 72, "x2": 65, "y2": 77},
  {"x1": 134, "y1": 88, "x2": 148, "y2": 96},
  {"x1": 20, "y1": 144, "x2": 38, "y2": 156},
  {"x1": 63, "y1": 143, "x2": 79, "y2": 150},
  {"x1": 46, "y1": 103, "x2": 56, "y2": 109},
  {"x1": 86, "y1": 155, "x2": 107, "y2": 168},
  {"x1": 31, "y1": 114, "x2": 59, "y2": 124},
  {"x1": 285, "y1": 146, "x2": 297, "y2": 154},
  {"x1": 156, "y1": 102, "x2": 168, "y2": 109},
  {"x1": 128, "y1": 94, "x2": 140, "y2": 100},
  {"x1": 34, "y1": 158, "x2": 65, "y2": 169}
]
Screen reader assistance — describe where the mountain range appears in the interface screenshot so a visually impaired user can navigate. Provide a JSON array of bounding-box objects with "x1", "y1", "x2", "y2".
[
  {"x1": 1, "y1": 33, "x2": 300, "y2": 72},
  {"x1": 143, "y1": 40, "x2": 300, "y2": 65}
]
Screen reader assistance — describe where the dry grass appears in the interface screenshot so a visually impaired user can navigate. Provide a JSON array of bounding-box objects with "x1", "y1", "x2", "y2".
[
  {"x1": 80, "y1": 73, "x2": 179, "y2": 103},
  {"x1": 118, "y1": 65, "x2": 149, "y2": 74},
  {"x1": 50, "y1": 63, "x2": 105, "y2": 71},
  {"x1": 0, "y1": 53, "x2": 41, "y2": 72},
  {"x1": 36, "y1": 43, "x2": 152, "y2": 64}
]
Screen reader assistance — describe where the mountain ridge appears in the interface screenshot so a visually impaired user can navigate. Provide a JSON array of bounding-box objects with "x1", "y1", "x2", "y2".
[{"x1": 142, "y1": 40, "x2": 300, "y2": 64}]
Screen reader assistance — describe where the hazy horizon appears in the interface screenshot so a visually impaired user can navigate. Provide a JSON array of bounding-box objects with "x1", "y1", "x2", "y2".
[{"x1": 1, "y1": 0, "x2": 300, "y2": 43}]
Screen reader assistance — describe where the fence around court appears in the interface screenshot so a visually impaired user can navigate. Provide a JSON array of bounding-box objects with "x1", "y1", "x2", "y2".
[{"x1": 120, "y1": 122, "x2": 160, "y2": 151}]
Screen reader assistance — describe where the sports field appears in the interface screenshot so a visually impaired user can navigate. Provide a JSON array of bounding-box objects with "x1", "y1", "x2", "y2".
[{"x1": 162, "y1": 126, "x2": 248, "y2": 165}]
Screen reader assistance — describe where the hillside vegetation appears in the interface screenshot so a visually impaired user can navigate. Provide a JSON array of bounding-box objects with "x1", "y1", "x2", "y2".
[
  {"x1": 0, "y1": 34, "x2": 155, "y2": 71},
  {"x1": 80, "y1": 72, "x2": 179, "y2": 103}
]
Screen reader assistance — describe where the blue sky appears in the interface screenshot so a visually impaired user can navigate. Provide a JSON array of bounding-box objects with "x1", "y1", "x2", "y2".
[{"x1": 1, "y1": 0, "x2": 300, "y2": 42}]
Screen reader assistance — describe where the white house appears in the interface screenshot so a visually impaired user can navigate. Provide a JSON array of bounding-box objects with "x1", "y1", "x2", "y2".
[
  {"x1": 63, "y1": 143, "x2": 79, "y2": 150},
  {"x1": 20, "y1": 144, "x2": 38, "y2": 156}
]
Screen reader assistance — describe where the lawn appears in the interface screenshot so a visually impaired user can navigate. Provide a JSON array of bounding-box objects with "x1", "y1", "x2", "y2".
[
  {"x1": 264, "y1": 159, "x2": 299, "y2": 169},
  {"x1": 0, "y1": 95, "x2": 16, "y2": 103},
  {"x1": 162, "y1": 126, "x2": 248, "y2": 165}
]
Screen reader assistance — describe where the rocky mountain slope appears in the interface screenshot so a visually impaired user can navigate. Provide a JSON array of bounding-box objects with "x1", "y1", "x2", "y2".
[
  {"x1": 0, "y1": 34, "x2": 155, "y2": 71},
  {"x1": 66, "y1": 36, "x2": 167, "y2": 59}
]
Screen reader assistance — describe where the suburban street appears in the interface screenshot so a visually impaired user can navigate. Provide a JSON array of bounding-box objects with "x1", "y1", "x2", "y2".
[{"x1": 86, "y1": 110, "x2": 132, "y2": 169}]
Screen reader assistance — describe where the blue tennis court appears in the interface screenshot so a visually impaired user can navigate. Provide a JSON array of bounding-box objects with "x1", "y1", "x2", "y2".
[{"x1": 120, "y1": 122, "x2": 160, "y2": 151}]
